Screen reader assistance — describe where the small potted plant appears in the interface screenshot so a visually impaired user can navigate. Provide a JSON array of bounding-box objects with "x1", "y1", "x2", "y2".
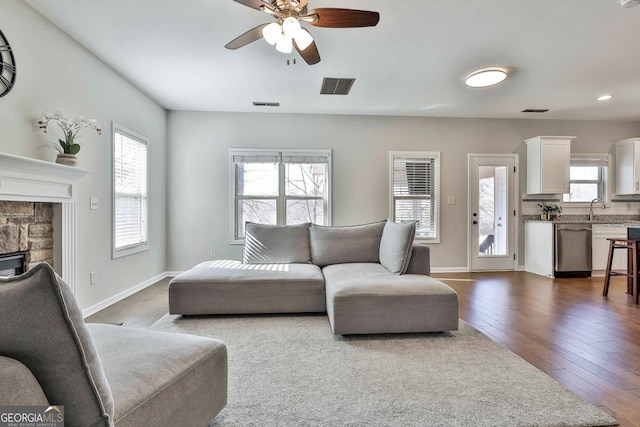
[
  {"x1": 538, "y1": 202, "x2": 551, "y2": 220},
  {"x1": 38, "y1": 111, "x2": 102, "y2": 166},
  {"x1": 538, "y1": 202, "x2": 562, "y2": 220},
  {"x1": 549, "y1": 204, "x2": 563, "y2": 220}
]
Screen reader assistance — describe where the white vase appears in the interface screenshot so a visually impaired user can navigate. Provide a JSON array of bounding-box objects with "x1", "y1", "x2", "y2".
[{"x1": 56, "y1": 153, "x2": 77, "y2": 167}]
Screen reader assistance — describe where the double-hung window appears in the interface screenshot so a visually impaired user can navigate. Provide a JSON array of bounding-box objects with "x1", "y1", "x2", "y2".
[
  {"x1": 231, "y1": 149, "x2": 331, "y2": 241},
  {"x1": 390, "y1": 151, "x2": 440, "y2": 242},
  {"x1": 112, "y1": 123, "x2": 149, "y2": 258},
  {"x1": 562, "y1": 155, "x2": 608, "y2": 203}
]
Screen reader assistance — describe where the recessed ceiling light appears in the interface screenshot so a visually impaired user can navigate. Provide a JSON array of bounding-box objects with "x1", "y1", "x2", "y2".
[
  {"x1": 464, "y1": 67, "x2": 508, "y2": 88},
  {"x1": 597, "y1": 94, "x2": 614, "y2": 101}
]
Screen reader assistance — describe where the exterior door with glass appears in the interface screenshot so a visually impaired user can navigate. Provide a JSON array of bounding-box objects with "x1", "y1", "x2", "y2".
[{"x1": 469, "y1": 155, "x2": 517, "y2": 271}]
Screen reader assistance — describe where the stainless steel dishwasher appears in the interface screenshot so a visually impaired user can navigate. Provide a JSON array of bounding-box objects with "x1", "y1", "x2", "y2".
[{"x1": 555, "y1": 224, "x2": 592, "y2": 277}]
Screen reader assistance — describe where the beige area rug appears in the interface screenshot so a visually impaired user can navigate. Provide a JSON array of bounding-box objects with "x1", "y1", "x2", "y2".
[{"x1": 150, "y1": 314, "x2": 618, "y2": 427}]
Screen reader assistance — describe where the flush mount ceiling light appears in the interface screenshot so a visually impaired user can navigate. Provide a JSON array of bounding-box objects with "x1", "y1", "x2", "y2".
[
  {"x1": 224, "y1": 0, "x2": 379, "y2": 65},
  {"x1": 464, "y1": 67, "x2": 508, "y2": 88},
  {"x1": 620, "y1": 0, "x2": 640, "y2": 8},
  {"x1": 597, "y1": 94, "x2": 614, "y2": 101}
]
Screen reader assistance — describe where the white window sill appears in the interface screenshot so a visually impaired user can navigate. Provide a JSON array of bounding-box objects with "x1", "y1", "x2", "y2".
[{"x1": 112, "y1": 243, "x2": 149, "y2": 259}]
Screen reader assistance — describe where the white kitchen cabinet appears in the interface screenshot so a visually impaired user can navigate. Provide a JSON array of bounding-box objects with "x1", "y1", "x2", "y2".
[
  {"x1": 525, "y1": 136, "x2": 574, "y2": 194},
  {"x1": 525, "y1": 221, "x2": 554, "y2": 277},
  {"x1": 614, "y1": 138, "x2": 640, "y2": 195},
  {"x1": 592, "y1": 225, "x2": 627, "y2": 276}
]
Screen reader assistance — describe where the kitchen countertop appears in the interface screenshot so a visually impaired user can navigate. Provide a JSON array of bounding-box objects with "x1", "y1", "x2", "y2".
[
  {"x1": 525, "y1": 220, "x2": 640, "y2": 225},
  {"x1": 523, "y1": 214, "x2": 640, "y2": 225}
]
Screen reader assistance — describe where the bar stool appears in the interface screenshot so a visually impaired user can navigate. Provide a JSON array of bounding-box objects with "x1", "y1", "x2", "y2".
[{"x1": 602, "y1": 238, "x2": 639, "y2": 304}]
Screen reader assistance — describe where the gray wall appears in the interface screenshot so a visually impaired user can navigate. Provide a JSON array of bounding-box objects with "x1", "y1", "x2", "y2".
[
  {"x1": 0, "y1": 0, "x2": 167, "y2": 309},
  {"x1": 5, "y1": 0, "x2": 640, "y2": 306},
  {"x1": 166, "y1": 111, "x2": 640, "y2": 271}
]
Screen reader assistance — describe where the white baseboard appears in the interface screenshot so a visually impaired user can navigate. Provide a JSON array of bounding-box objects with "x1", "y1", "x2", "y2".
[
  {"x1": 432, "y1": 266, "x2": 527, "y2": 273},
  {"x1": 430, "y1": 267, "x2": 470, "y2": 273},
  {"x1": 82, "y1": 271, "x2": 175, "y2": 318}
]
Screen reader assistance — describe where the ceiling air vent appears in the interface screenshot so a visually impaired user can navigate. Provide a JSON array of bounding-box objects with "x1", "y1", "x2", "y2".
[
  {"x1": 521, "y1": 109, "x2": 549, "y2": 113},
  {"x1": 320, "y1": 78, "x2": 355, "y2": 95},
  {"x1": 253, "y1": 102, "x2": 280, "y2": 107}
]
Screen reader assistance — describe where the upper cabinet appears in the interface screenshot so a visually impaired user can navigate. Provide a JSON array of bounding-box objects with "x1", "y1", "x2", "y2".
[
  {"x1": 614, "y1": 138, "x2": 640, "y2": 195},
  {"x1": 525, "y1": 136, "x2": 574, "y2": 194}
]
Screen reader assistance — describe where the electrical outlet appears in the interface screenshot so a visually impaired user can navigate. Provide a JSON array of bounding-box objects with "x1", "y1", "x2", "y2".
[
  {"x1": 90, "y1": 271, "x2": 97, "y2": 285},
  {"x1": 209, "y1": 249, "x2": 217, "y2": 259}
]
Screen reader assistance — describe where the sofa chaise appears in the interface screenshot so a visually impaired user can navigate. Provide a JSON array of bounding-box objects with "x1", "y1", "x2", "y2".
[
  {"x1": 0, "y1": 263, "x2": 227, "y2": 427},
  {"x1": 169, "y1": 220, "x2": 459, "y2": 335}
]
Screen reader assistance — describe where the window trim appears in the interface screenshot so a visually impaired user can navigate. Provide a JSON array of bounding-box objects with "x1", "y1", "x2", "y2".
[
  {"x1": 389, "y1": 151, "x2": 440, "y2": 243},
  {"x1": 229, "y1": 148, "x2": 332, "y2": 244},
  {"x1": 112, "y1": 122, "x2": 150, "y2": 259},
  {"x1": 562, "y1": 153, "x2": 610, "y2": 205}
]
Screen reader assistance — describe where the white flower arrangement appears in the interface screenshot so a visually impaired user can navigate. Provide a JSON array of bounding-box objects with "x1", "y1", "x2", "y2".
[{"x1": 38, "y1": 111, "x2": 102, "y2": 155}]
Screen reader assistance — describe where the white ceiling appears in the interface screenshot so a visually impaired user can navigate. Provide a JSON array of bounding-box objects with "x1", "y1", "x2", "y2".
[{"x1": 25, "y1": 0, "x2": 640, "y2": 120}]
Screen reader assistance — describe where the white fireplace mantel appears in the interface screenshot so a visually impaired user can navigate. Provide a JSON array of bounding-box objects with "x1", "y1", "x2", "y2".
[{"x1": 0, "y1": 152, "x2": 89, "y2": 292}]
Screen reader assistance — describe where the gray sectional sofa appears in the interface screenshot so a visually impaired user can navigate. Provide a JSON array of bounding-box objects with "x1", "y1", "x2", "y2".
[
  {"x1": 170, "y1": 220, "x2": 459, "y2": 335},
  {"x1": 0, "y1": 264, "x2": 227, "y2": 427}
]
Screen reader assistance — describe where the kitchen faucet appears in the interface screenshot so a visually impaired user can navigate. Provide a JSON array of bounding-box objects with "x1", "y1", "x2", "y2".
[{"x1": 589, "y1": 198, "x2": 605, "y2": 221}]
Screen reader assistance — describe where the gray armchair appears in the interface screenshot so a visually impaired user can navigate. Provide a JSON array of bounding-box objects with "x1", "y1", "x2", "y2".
[{"x1": 0, "y1": 263, "x2": 227, "y2": 427}]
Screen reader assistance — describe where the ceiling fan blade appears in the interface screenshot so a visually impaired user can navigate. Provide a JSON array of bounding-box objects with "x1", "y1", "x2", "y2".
[
  {"x1": 225, "y1": 23, "x2": 269, "y2": 49},
  {"x1": 232, "y1": 0, "x2": 275, "y2": 13},
  {"x1": 294, "y1": 32, "x2": 321, "y2": 65},
  {"x1": 307, "y1": 8, "x2": 380, "y2": 28}
]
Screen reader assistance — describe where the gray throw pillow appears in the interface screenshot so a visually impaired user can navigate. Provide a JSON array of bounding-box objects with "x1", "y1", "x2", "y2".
[
  {"x1": 0, "y1": 263, "x2": 114, "y2": 426},
  {"x1": 243, "y1": 222, "x2": 311, "y2": 264},
  {"x1": 379, "y1": 220, "x2": 417, "y2": 274},
  {"x1": 310, "y1": 221, "x2": 386, "y2": 267}
]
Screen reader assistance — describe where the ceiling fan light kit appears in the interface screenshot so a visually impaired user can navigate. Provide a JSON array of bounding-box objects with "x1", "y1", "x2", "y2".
[
  {"x1": 282, "y1": 16, "x2": 301, "y2": 37},
  {"x1": 293, "y1": 28, "x2": 313, "y2": 50},
  {"x1": 465, "y1": 67, "x2": 508, "y2": 88},
  {"x1": 276, "y1": 36, "x2": 293, "y2": 53},
  {"x1": 263, "y1": 16, "x2": 313, "y2": 52},
  {"x1": 226, "y1": 0, "x2": 380, "y2": 65},
  {"x1": 262, "y1": 22, "x2": 283, "y2": 45}
]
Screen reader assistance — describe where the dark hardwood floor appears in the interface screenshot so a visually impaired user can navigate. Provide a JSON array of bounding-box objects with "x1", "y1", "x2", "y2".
[
  {"x1": 85, "y1": 277, "x2": 171, "y2": 328},
  {"x1": 86, "y1": 272, "x2": 640, "y2": 426}
]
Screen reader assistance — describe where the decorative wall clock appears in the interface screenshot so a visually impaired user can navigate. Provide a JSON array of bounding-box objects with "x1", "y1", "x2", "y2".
[{"x1": 0, "y1": 29, "x2": 16, "y2": 98}]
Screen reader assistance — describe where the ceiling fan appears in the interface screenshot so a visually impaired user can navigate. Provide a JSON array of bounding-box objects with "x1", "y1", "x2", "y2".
[{"x1": 225, "y1": 0, "x2": 380, "y2": 65}]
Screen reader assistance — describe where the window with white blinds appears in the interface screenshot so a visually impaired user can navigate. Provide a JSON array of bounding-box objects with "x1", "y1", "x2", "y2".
[
  {"x1": 562, "y1": 155, "x2": 609, "y2": 203},
  {"x1": 230, "y1": 149, "x2": 332, "y2": 241},
  {"x1": 390, "y1": 151, "x2": 440, "y2": 241},
  {"x1": 112, "y1": 123, "x2": 149, "y2": 258}
]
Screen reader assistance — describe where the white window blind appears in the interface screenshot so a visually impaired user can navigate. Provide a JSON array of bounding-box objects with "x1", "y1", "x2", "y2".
[
  {"x1": 390, "y1": 152, "x2": 440, "y2": 241},
  {"x1": 230, "y1": 149, "x2": 331, "y2": 241},
  {"x1": 562, "y1": 155, "x2": 608, "y2": 203},
  {"x1": 113, "y1": 123, "x2": 149, "y2": 258}
]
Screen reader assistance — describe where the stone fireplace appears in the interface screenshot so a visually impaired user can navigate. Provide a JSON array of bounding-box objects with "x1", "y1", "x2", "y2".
[
  {"x1": 0, "y1": 201, "x2": 55, "y2": 270},
  {"x1": 0, "y1": 153, "x2": 87, "y2": 292}
]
